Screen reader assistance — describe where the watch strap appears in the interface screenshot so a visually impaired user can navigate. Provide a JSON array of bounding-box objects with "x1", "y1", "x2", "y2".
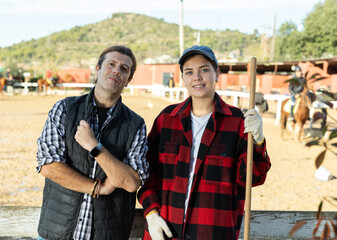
[{"x1": 89, "y1": 142, "x2": 102, "y2": 158}]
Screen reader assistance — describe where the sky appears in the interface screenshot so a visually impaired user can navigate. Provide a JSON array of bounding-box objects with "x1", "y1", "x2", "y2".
[{"x1": 0, "y1": 0, "x2": 323, "y2": 48}]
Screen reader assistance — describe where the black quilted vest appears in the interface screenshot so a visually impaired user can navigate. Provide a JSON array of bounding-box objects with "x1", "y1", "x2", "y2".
[{"x1": 38, "y1": 88, "x2": 144, "y2": 240}]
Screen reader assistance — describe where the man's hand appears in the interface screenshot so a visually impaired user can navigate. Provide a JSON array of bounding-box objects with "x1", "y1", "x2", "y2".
[
  {"x1": 146, "y1": 211, "x2": 173, "y2": 240},
  {"x1": 244, "y1": 109, "x2": 264, "y2": 144},
  {"x1": 75, "y1": 120, "x2": 98, "y2": 151},
  {"x1": 100, "y1": 178, "x2": 116, "y2": 195}
]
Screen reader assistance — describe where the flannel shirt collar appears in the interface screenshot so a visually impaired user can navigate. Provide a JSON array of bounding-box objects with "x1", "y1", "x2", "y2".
[{"x1": 170, "y1": 92, "x2": 233, "y2": 118}]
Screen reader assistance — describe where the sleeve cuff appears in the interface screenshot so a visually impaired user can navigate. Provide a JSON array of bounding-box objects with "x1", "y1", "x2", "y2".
[
  {"x1": 255, "y1": 138, "x2": 265, "y2": 146},
  {"x1": 146, "y1": 209, "x2": 159, "y2": 217}
]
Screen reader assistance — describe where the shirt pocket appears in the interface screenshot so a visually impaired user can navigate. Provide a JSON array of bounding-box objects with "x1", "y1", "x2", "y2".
[
  {"x1": 158, "y1": 142, "x2": 179, "y2": 182},
  {"x1": 203, "y1": 144, "x2": 235, "y2": 187}
]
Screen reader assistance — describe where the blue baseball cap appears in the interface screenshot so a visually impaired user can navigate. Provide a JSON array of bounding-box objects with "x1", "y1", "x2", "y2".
[{"x1": 179, "y1": 45, "x2": 218, "y2": 71}]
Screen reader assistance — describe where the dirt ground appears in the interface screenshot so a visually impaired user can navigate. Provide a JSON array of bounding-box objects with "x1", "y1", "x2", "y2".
[{"x1": 0, "y1": 92, "x2": 336, "y2": 212}]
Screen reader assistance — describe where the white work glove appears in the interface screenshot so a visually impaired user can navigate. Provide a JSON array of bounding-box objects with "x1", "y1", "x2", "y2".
[
  {"x1": 243, "y1": 109, "x2": 264, "y2": 145},
  {"x1": 146, "y1": 211, "x2": 173, "y2": 240}
]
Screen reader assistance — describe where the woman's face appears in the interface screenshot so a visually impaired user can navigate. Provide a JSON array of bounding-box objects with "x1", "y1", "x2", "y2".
[{"x1": 181, "y1": 54, "x2": 219, "y2": 99}]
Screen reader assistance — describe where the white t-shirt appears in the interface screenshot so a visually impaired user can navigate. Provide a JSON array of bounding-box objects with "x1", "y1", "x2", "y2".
[{"x1": 184, "y1": 111, "x2": 212, "y2": 218}]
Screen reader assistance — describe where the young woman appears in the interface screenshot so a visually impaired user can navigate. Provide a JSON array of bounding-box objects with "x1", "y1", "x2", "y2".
[{"x1": 138, "y1": 45, "x2": 271, "y2": 240}]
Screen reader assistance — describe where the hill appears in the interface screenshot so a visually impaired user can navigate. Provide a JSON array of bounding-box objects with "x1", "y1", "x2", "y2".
[
  {"x1": 0, "y1": 12, "x2": 261, "y2": 76},
  {"x1": 2, "y1": 0, "x2": 337, "y2": 77}
]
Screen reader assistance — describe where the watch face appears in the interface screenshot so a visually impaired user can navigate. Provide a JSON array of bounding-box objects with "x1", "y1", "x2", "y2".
[{"x1": 89, "y1": 147, "x2": 100, "y2": 158}]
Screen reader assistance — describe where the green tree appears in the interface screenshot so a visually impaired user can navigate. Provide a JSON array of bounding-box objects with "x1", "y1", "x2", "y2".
[
  {"x1": 274, "y1": 21, "x2": 305, "y2": 60},
  {"x1": 0, "y1": 12, "x2": 263, "y2": 73},
  {"x1": 303, "y1": 0, "x2": 337, "y2": 58},
  {"x1": 274, "y1": 0, "x2": 337, "y2": 60}
]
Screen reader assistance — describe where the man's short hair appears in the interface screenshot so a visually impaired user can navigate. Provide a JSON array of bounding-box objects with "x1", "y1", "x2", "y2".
[{"x1": 97, "y1": 45, "x2": 137, "y2": 81}]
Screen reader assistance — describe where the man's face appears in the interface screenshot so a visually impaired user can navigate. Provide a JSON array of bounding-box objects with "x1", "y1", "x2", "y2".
[
  {"x1": 95, "y1": 51, "x2": 133, "y2": 94},
  {"x1": 181, "y1": 54, "x2": 219, "y2": 99},
  {"x1": 295, "y1": 70, "x2": 302, "y2": 78}
]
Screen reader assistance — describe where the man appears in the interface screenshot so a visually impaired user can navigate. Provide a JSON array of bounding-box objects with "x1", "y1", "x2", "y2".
[
  {"x1": 36, "y1": 45, "x2": 149, "y2": 240},
  {"x1": 6, "y1": 73, "x2": 14, "y2": 96},
  {"x1": 6, "y1": 68, "x2": 10, "y2": 79},
  {"x1": 288, "y1": 65, "x2": 305, "y2": 121},
  {"x1": 45, "y1": 69, "x2": 54, "y2": 86},
  {"x1": 137, "y1": 45, "x2": 271, "y2": 240}
]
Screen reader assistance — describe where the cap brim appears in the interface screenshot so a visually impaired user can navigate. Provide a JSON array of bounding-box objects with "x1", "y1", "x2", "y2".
[{"x1": 179, "y1": 50, "x2": 214, "y2": 66}]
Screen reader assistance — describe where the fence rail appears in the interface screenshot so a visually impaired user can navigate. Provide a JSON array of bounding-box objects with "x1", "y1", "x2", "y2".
[
  {"x1": 11, "y1": 83, "x2": 337, "y2": 125},
  {"x1": 0, "y1": 206, "x2": 335, "y2": 239}
]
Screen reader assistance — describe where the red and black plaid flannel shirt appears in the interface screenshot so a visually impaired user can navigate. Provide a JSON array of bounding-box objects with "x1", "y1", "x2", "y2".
[{"x1": 138, "y1": 93, "x2": 271, "y2": 240}]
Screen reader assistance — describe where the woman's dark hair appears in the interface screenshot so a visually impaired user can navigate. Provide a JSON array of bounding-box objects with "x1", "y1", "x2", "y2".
[{"x1": 96, "y1": 45, "x2": 137, "y2": 81}]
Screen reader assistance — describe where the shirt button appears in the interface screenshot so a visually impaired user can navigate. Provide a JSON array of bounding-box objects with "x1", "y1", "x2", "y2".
[{"x1": 184, "y1": 234, "x2": 190, "y2": 240}]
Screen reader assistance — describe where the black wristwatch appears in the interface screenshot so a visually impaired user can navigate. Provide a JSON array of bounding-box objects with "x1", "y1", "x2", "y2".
[{"x1": 89, "y1": 142, "x2": 102, "y2": 158}]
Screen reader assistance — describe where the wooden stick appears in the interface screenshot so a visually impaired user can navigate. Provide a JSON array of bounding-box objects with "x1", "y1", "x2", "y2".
[{"x1": 244, "y1": 57, "x2": 257, "y2": 240}]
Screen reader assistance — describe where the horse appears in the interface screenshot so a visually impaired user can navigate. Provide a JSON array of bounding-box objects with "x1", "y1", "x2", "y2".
[
  {"x1": 280, "y1": 90, "x2": 311, "y2": 141},
  {"x1": 0, "y1": 78, "x2": 6, "y2": 95},
  {"x1": 37, "y1": 78, "x2": 48, "y2": 94},
  {"x1": 37, "y1": 78, "x2": 57, "y2": 95}
]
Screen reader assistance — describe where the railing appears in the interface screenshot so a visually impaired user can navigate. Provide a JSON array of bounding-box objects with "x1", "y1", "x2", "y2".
[
  {"x1": 0, "y1": 206, "x2": 335, "y2": 239},
  {"x1": 216, "y1": 90, "x2": 291, "y2": 124},
  {"x1": 12, "y1": 82, "x2": 337, "y2": 125},
  {"x1": 146, "y1": 86, "x2": 291, "y2": 124}
]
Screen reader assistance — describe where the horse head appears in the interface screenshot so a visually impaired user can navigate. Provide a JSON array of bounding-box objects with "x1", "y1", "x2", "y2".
[{"x1": 255, "y1": 92, "x2": 269, "y2": 114}]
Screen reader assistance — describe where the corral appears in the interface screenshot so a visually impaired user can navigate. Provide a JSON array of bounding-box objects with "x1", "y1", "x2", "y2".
[{"x1": 0, "y1": 92, "x2": 336, "y2": 239}]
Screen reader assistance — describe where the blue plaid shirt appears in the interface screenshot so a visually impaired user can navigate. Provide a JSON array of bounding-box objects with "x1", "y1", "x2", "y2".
[{"x1": 37, "y1": 98, "x2": 149, "y2": 240}]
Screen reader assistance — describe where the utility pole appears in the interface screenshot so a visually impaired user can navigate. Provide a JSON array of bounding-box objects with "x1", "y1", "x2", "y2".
[
  {"x1": 269, "y1": 14, "x2": 277, "y2": 61},
  {"x1": 179, "y1": 0, "x2": 184, "y2": 86},
  {"x1": 179, "y1": 0, "x2": 184, "y2": 56}
]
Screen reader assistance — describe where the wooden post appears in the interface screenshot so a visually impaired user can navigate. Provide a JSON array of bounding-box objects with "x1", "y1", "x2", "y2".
[{"x1": 244, "y1": 57, "x2": 257, "y2": 240}]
